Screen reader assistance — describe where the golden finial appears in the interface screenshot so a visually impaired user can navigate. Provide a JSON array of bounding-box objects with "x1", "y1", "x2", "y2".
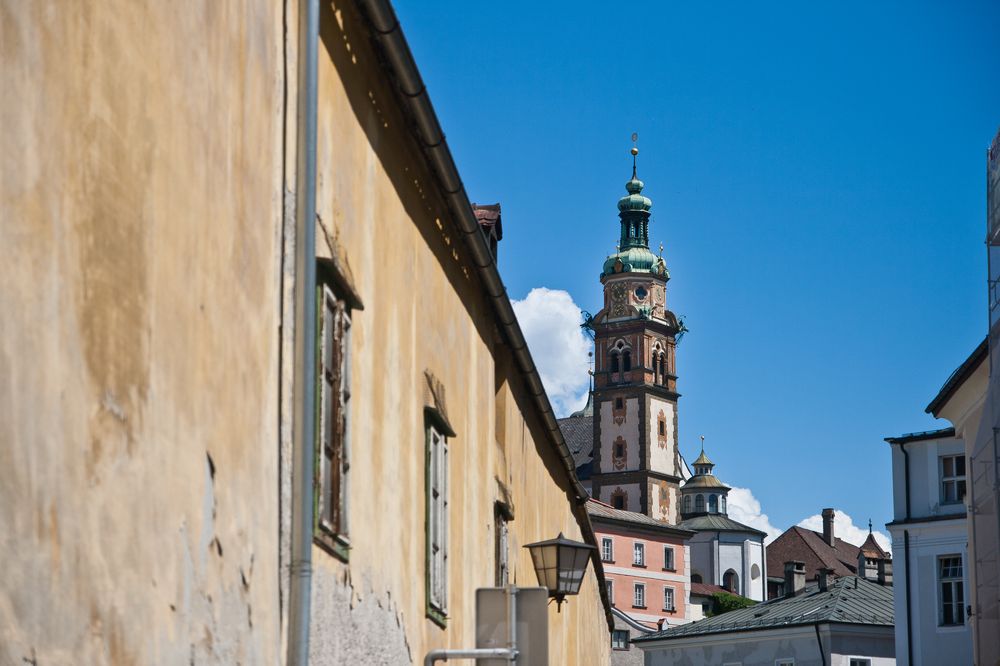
[{"x1": 699, "y1": 435, "x2": 705, "y2": 453}]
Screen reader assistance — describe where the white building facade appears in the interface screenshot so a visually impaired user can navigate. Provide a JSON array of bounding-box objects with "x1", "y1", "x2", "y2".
[{"x1": 885, "y1": 428, "x2": 973, "y2": 666}]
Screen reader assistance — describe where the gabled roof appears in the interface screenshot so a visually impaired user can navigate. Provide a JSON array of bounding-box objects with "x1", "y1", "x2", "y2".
[
  {"x1": 766, "y1": 526, "x2": 860, "y2": 579},
  {"x1": 677, "y1": 513, "x2": 766, "y2": 537},
  {"x1": 926, "y1": 337, "x2": 988, "y2": 417},
  {"x1": 634, "y1": 576, "x2": 893, "y2": 643},
  {"x1": 859, "y1": 532, "x2": 889, "y2": 560},
  {"x1": 586, "y1": 499, "x2": 694, "y2": 537}
]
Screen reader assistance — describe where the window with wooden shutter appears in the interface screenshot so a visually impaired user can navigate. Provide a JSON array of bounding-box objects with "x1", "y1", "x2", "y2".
[
  {"x1": 427, "y1": 423, "x2": 449, "y2": 622},
  {"x1": 315, "y1": 282, "x2": 351, "y2": 560}
]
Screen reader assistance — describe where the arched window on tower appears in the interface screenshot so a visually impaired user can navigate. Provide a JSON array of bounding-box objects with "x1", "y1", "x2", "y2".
[
  {"x1": 721, "y1": 495, "x2": 727, "y2": 514},
  {"x1": 623, "y1": 350, "x2": 632, "y2": 373},
  {"x1": 659, "y1": 354, "x2": 667, "y2": 385},
  {"x1": 695, "y1": 494, "x2": 705, "y2": 513},
  {"x1": 683, "y1": 495, "x2": 691, "y2": 514},
  {"x1": 723, "y1": 570, "x2": 739, "y2": 594},
  {"x1": 610, "y1": 352, "x2": 620, "y2": 381},
  {"x1": 709, "y1": 494, "x2": 718, "y2": 513}
]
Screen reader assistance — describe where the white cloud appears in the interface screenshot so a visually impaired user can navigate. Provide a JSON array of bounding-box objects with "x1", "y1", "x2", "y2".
[
  {"x1": 727, "y1": 486, "x2": 783, "y2": 545},
  {"x1": 511, "y1": 287, "x2": 591, "y2": 417},
  {"x1": 797, "y1": 509, "x2": 892, "y2": 554}
]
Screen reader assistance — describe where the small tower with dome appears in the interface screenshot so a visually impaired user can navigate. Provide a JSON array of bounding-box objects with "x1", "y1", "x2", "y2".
[
  {"x1": 680, "y1": 445, "x2": 731, "y2": 518},
  {"x1": 677, "y1": 439, "x2": 768, "y2": 601}
]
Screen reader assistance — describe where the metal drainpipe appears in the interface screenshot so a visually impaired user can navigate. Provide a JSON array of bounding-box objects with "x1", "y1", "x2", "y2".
[
  {"x1": 900, "y1": 440, "x2": 913, "y2": 666},
  {"x1": 813, "y1": 623, "x2": 826, "y2": 666},
  {"x1": 287, "y1": 0, "x2": 319, "y2": 662}
]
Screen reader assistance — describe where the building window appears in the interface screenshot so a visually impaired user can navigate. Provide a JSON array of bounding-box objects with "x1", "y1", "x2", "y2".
[
  {"x1": 611, "y1": 629, "x2": 630, "y2": 650},
  {"x1": 721, "y1": 495, "x2": 727, "y2": 514},
  {"x1": 614, "y1": 397, "x2": 624, "y2": 410},
  {"x1": 848, "y1": 660, "x2": 871, "y2": 666},
  {"x1": 611, "y1": 487, "x2": 627, "y2": 510},
  {"x1": 709, "y1": 494, "x2": 718, "y2": 513},
  {"x1": 695, "y1": 494, "x2": 705, "y2": 513},
  {"x1": 663, "y1": 586, "x2": 675, "y2": 611},
  {"x1": 610, "y1": 352, "x2": 620, "y2": 374},
  {"x1": 602, "y1": 537, "x2": 614, "y2": 562},
  {"x1": 315, "y1": 282, "x2": 352, "y2": 559},
  {"x1": 664, "y1": 546, "x2": 675, "y2": 571},
  {"x1": 691, "y1": 573, "x2": 703, "y2": 584},
  {"x1": 941, "y1": 455, "x2": 967, "y2": 504},
  {"x1": 623, "y1": 350, "x2": 632, "y2": 372},
  {"x1": 658, "y1": 420, "x2": 665, "y2": 436},
  {"x1": 606, "y1": 578, "x2": 614, "y2": 604},
  {"x1": 633, "y1": 583, "x2": 646, "y2": 608},
  {"x1": 426, "y1": 423, "x2": 449, "y2": 622},
  {"x1": 939, "y1": 555, "x2": 965, "y2": 626},
  {"x1": 633, "y1": 542, "x2": 645, "y2": 566},
  {"x1": 683, "y1": 495, "x2": 691, "y2": 513},
  {"x1": 494, "y1": 502, "x2": 511, "y2": 587},
  {"x1": 723, "y1": 569, "x2": 739, "y2": 594}
]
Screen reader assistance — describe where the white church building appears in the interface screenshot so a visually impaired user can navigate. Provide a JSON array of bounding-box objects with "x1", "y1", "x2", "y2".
[{"x1": 677, "y1": 449, "x2": 767, "y2": 601}]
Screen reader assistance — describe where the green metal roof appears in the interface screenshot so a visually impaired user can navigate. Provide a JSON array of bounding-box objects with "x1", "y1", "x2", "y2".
[
  {"x1": 681, "y1": 474, "x2": 730, "y2": 490},
  {"x1": 634, "y1": 576, "x2": 893, "y2": 643},
  {"x1": 677, "y1": 513, "x2": 766, "y2": 536}
]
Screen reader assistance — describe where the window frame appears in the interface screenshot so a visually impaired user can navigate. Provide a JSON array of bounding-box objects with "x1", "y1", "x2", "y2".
[
  {"x1": 606, "y1": 578, "x2": 614, "y2": 605},
  {"x1": 494, "y1": 502, "x2": 512, "y2": 587},
  {"x1": 663, "y1": 546, "x2": 675, "y2": 571},
  {"x1": 425, "y1": 422, "x2": 449, "y2": 626},
  {"x1": 848, "y1": 659, "x2": 872, "y2": 666},
  {"x1": 313, "y1": 280, "x2": 352, "y2": 562},
  {"x1": 601, "y1": 537, "x2": 614, "y2": 563},
  {"x1": 633, "y1": 582, "x2": 646, "y2": 608},
  {"x1": 633, "y1": 541, "x2": 646, "y2": 567},
  {"x1": 940, "y1": 454, "x2": 967, "y2": 505},
  {"x1": 611, "y1": 629, "x2": 630, "y2": 650},
  {"x1": 663, "y1": 585, "x2": 675, "y2": 612},
  {"x1": 938, "y1": 554, "x2": 965, "y2": 626}
]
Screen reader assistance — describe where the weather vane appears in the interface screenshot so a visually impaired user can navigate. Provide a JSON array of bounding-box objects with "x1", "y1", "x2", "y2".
[
  {"x1": 659, "y1": 242, "x2": 664, "y2": 258},
  {"x1": 699, "y1": 435, "x2": 705, "y2": 453}
]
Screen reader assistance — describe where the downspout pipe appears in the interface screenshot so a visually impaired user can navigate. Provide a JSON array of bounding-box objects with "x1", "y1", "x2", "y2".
[
  {"x1": 901, "y1": 441, "x2": 913, "y2": 666},
  {"x1": 356, "y1": 0, "x2": 614, "y2": 633},
  {"x1": 287, "y1": 0, "x2": 319, "y2": 663},
  {"x1": 813, "y1": 623, "x2": 827, "y2": 666}
]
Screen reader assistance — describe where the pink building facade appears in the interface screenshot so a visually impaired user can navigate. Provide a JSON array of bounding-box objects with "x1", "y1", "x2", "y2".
[{"x1": 588, "y1": 500, "x2": 696, "y2": 629}]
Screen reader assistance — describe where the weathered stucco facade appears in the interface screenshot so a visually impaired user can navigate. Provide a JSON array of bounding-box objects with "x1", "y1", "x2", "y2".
[
  {"x1": 1, "y1": 1, "x2": 285, "y2": 663},
  {"x1": 1, "y1": 0, "x2": 612, "y2": 664}
]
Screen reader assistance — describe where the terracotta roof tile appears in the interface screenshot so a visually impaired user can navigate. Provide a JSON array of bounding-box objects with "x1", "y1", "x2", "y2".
[{"x1": 766, "y1": 526, "x2": 860, "y2": 580}]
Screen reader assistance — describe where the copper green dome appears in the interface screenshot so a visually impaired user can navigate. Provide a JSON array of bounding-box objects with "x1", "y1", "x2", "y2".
[
  {"x1": 693, "y1": 450, "x2": 713, "y2": 466},
  {"x1": 601, "y1": 246, "x2": 660, "y2": 276},
  {"x1": 618, "y1": 176, "x2": 652, "y2": 212}
]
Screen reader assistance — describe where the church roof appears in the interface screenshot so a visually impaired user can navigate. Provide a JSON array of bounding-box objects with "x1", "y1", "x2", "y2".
[
  {"x1": 860, "y1": 532, "x2": 889, "y2": 559},
  {"x1": 557, "y1": 414, "x2": 594, "y2": 473},
  {"x1": 692, "y1": 450, "x2": 713, "y2": 466},
  {"x1": 635, "y1": 576, "x2": 893, "y2": 644},
  {"x1": 677, "y1": 513, "x2": 766, "y2": 537},
  {"x1": 681, "y1": 474, "x2": 730, "y2": 490},
  {"x1": 586, "y1": 499, "x2": 694, "y2": 538}
]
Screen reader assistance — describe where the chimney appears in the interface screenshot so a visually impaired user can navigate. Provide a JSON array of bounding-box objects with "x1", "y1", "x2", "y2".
[
  {"x1": 822, "y1": 508, "x2": 836, "y2": 547},
  {"x1": 784, "y1": 561, "x2": 806, "y2": 598},
  {"x1": 877, "y1": 558, "x2": 893, "y2": 586},
  {"x1": 818, "y1": 567, "x2": 834, "y2": 592}
]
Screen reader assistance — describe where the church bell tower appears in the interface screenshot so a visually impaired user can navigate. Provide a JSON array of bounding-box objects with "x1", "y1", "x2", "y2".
[{"x1": 590, "y1": 143, "x2": 685, "y2": 523}]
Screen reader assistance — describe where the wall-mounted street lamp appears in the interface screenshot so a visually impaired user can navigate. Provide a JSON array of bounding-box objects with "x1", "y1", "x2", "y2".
[{"x1": 524, "y1": 533, "x2": 596, "y2": 611}]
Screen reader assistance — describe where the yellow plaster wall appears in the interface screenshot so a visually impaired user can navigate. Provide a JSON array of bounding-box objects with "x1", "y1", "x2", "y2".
[
  {"x1": 0, "y1": 1, "x2": 285, "y2": 664},
  {"x1": 310, "y1": 2, "x2": 611, "y2": 663}
]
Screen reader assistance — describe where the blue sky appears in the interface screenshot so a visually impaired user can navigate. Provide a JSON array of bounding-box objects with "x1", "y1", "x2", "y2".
[{"x1": 394, "y1": 1, "x2": 1000, "y2": 541}]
